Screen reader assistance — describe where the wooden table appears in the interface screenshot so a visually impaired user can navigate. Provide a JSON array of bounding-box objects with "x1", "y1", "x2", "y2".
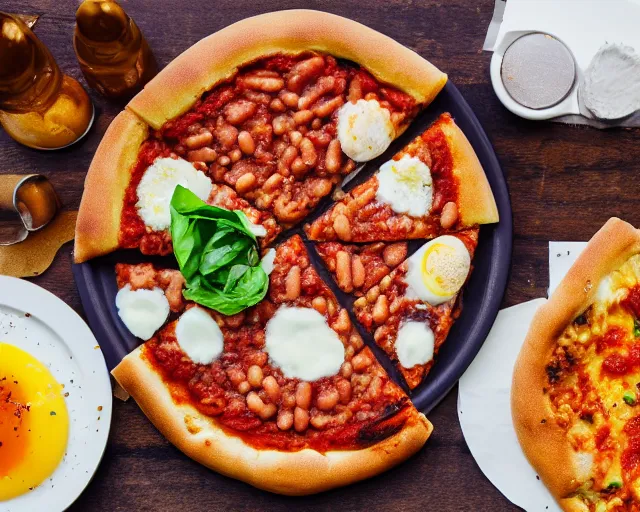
[{"x1": 3, "y1": 1, "x2": 639, "y2": 510}]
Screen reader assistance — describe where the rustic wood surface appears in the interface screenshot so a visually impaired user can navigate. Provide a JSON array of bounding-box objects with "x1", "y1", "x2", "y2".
[{"x1": 3, "y1": 0, "x2": 639, "y2": 510}]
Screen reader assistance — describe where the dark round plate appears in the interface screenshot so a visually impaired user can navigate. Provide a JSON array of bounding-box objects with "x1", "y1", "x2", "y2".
[{"x1": 73, "y1": 80, "x2": 512, "y2": 414}]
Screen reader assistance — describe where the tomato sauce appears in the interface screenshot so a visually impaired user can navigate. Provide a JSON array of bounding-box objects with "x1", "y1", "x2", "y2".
[{"x1": 423, "y1": 118, "x2": 458, "y2": 211}]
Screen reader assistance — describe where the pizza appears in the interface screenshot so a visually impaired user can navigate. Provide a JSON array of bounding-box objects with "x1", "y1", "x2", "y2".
[
  {"x1": 73, "y1": 10, "x2": 500, "y2": 495},
  {"x1": 513, "y1": 218, "x2": 640, "y2": 511},
  {"x1": 304, "y1": 113, "x2": 498, "y2": 243}
]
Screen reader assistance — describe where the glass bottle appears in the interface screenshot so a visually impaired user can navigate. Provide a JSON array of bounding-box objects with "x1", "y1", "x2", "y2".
[
  {"x1": 0, "y1": 12, "x2": 94, "y2": 150},
  {"x1": 74, "y1": 0, "x2": 157, "y2": 98}
]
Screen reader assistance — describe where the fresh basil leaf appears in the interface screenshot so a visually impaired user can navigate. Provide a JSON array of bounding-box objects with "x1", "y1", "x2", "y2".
[{"x1": 224, "y1": 264, "x2": 250, "y2": 293}]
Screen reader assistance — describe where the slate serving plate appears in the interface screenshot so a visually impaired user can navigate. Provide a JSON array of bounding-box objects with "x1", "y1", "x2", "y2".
[{"x1": 73, "y1": 80, "x2": 512, "y2": 414}]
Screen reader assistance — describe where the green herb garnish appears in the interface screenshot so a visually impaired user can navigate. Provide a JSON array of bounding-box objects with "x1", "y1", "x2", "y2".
[
  {"x1": 623, "y1": 391, "x2": 637, "y2": 406},
  {"x1": 634, "y1": 319, "x2": 640, "y2": 338},
  {"x1": 607, "y1": 481, "x2": 622, "y2": 489},
  {"x1": 170, "y1": 185, "x2": 268, "y2": 315}
]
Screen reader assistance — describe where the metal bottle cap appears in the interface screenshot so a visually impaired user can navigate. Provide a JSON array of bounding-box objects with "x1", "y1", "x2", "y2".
[{"x1": 501, "y1": 32, "x2": 576, "y2": 110}]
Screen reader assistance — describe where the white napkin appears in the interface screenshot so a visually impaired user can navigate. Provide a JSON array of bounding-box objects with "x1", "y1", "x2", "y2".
[
  {"x1": 484, "y1": 0, "x2": 640, "y2": 128},
  {"x1": 457, "y1": 241, "x2": 587, "y2": 511}
]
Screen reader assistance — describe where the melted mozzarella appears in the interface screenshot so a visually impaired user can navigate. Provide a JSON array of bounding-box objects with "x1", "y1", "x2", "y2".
[
  {"x1": 376, "y1": 155, "x2": 433, "y2": 217},
  {"x1": 136, "y1": 157, "x2": 212, "y2": 231},
  {"x1": 264, "y1": 306, "x2": 345, "y2": 381},
  {"x1": 405, "y1": 235, "x2": 471, "y2": 305},
  {"x1": 337, "y1": 99, "x2": 394, "y2": 162},
  {"x1": 175, "y1": 306, "x2": 224, "y2": 365},
  {"x1": 248, "y1": 220, "x2": 267, "y2": 238},
  {"x1": 260, "y1": 248, "x2": 276, "y2": 276},
  {"x1": 395, "y1": 321, "x2": 435, "y2": 368},
  {"x1": 115, "y1": 284, "x2": 170, "y2": 340}
]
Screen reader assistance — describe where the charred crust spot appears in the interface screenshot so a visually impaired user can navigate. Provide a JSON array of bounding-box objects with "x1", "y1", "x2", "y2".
[{"x1": 356, "y1": 399, "x2": 408, "y2": 444}]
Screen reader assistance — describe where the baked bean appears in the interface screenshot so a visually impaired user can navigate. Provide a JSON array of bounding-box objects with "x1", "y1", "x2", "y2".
[
  {"x1": 262, "y1": 376, "x2": 281, "y2": 402},
  {"x1": 225, "y1": 100, "x2": 257, "y2": 125},
  {"x1": 390, "y1": 111, "x2": 406, "y2": 127},
  {"x1": 336, "y1": 251, "x2": 353, "y2": 292},
  {"x1": 185, "y1": 130, "x2": 213, "y2": 149},
  {"x1": 269, "y1": 98, "x2": 286, "y2": 113},
  {"x1": 348, "y1": 77, "x2": 363, "y2": 102},
  {"x1": 351, "y1": 255, "x2": 365, "y2": 288},
  {"x1": 280, "y1": 90, "x2": 300, "y2": 108},
  {"x1": 247, "y1": 392, "x2": 277, "y2": 420},
  {"x1": 332, "y1": 308, "x2": 351, "y2": 333},
  {"x1": 311, "y1": 296, "x2": 327, "y2": 315},
  {"x1": 247, "y1": 365, "x2": 264, "y2": 388},
  {"x1": 277, "y1": 145, "x2": 298, "y2": 176},
  {"x1": 294, "y1": 406, "x2": 310, "y2": 432},
  {"x1": 325, "y1": 139, "x2": 342, "y2": 173},
  {"x1": 216, "y1": 123, "x2": 238, "y2": 148},
  {"x1": 235, "y1": 172, "x2": 257, "y2": 194},
  {"x1": 440, "y1": 201, "x2": 459, "y2": 229},
  {"x1": 242, "y1": 75, "x2": 285, "y2": 92},
  {"x1": 248, "y1": 350, "x2": 268, "y2": 367},
  {"x1": 312, "y1": 96, "x2": 344, "y2": 118},
  {"x1": 389, "y1": 297, "x2": 402, "y2": 315},
  {"x1": 311, "y1": 178, "x2": 332, "y2": 198},
  {"x1": 295, "y1": 382, "x2": 312, "y2": 409},
  {"x1": 229, "y1": 148, "x2": 242, "y2": 163},
  {"x1": 285, "y1": 265, "x2": 301, "y2": 300},
  {"x1": 340, "y1": 362, "x2": 353, "y2": 379},
  {"x1": 187, "y1": 147, "x2": 217, "y2": 163},
  {"x1": 299, "y1": 137, "x2": 317, "y2": 166},
  {"x1": 226, "y1": 367, "x2": 246, "y2": 386},
  {"x1": 364, "y1": 92, "x2": 377, "y2": 101},
  {"x1": 263, "y1": 172, "x2": 284, "y2": 192},
  {"x1": 379, "y1": 275, "x2": 392, "y2": 292},
  {"x1": 217, "y1": 155, "x2": 231, "y2": 166},
  {"x1": 291, "y1": 157, "x2": 307, "y2": 177},
  {"x1": 237, "y1": 381, "x2": 251, "y2": 394},
  {"x1": 372, "y1": 295, "x2": 389, "y2": 324},
  {"x1": 342, "y1": 159, "x2": 356, "y2": 175},
  {"x1": 282, "y1": 391, "x2": 297, "y2": 409},
  {"x1": 306, "y1": 130, "x2": 332, "y2": 148},
  {"x1": 225, "y1": 311, "x2": 245, "y2": 328},
  {"x1": 366, "y1": 286, "x2": 380, "y2": 304},
  {"x1": 383, "y1": 242, "x2": 408, "y2": 267},
  {"x1": 316, "y1": 387, "x2": 339, "y2": 411},
  {"x1": 272, "y1": 115, "x2": 293, "y2": 135},
  {"x1": 186, "y1": 122, "x2": 202, "y2": 134},
  {"x1": 353, "y1": 297, "x2": 367, "y2": 308},
  {"x1": 333, "y1": 214, "x2": 352, "y2": 241},
  {"x1": 352, "y1": 352, "x2": 373, "y2": 371},
  {"x1": 311, "y1": 118, "x2": 322, "y2": 130},
  {"x1": 277, "y1": 409, "x2": 294, "y2": 431},
  {"x1": 298, "y1": 76, "x2": 336, "y2": 110},
  {"x1": 287, "y1": 56, "x2": 325, "y2": 93},
  {"x1": 345, "y1": 345, "x2": 355, "y2": 358},
  {"x1": 367, "y1": 376, "x2": 382, "y2": 400},
  {"x1": 238, "y1": 131, "x2": 256, "y2": 154},
  {"x1": 293, "y1": 109, "x2": 314, "y2": 126},
  {"x1": 336, "y1": 379, "x2": 352, "y2": 404},
  {"x1": 374, "y1": 325, "x2": 388, "y2": 343},
  {"x1": 310, "y1": 413, "x2": 332, "y2": 430},
  {"x1": 289, "y1": 130, "x2": 303, "y2": 146},
  {"x1": 326, "y1": 299, "x2": 336, "y2": 316}
]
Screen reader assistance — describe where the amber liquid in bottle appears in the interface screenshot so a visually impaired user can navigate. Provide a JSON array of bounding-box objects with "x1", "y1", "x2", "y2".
[
  {"x1": 0, "y1": 13, "x2": 93, "y2": 149},
  {"x1": 74, "y1": 0, "x2": 157, "y2": 98}
]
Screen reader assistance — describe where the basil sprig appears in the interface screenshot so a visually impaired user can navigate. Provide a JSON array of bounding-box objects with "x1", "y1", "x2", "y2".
[{"x1": 170, "y1": 185, "x2": 268, "y2": 315}]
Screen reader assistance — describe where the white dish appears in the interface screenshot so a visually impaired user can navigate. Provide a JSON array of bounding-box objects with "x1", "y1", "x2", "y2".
[{"x1": 0, "y1": 276, "x2": 112, "y2": 512}]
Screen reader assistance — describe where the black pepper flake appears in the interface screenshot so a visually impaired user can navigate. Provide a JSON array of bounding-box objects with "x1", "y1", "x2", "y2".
[
  {"x1": 50, "y1": 411, "x2": 56, "y2": 416},
  {"x1": 541, "y1": 419, "x2": 547, "y2": 424},
  {"x1": 536, "y1": 475, "x2": 540, "y2": 480},
  {"x1": 24, "y1": 313, "x2": 31, "y2": 318}
]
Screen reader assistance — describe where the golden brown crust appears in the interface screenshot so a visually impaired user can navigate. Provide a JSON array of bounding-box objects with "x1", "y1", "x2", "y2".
[
  {"x1": 74, "y1": 111, "x2": 148, "y2": 263},
  {"x1": 127, "y1": 10, "x2": 447, "y2": 130},
  {"x1": 440, "y1": 116, "x2": 499, "y2": 226},
  {"x1": 112, "y1": 345, "x2": 432, "y2": 495},
  {"x1": 511, "y1": 218, "x2": 640, "y2": 505}
]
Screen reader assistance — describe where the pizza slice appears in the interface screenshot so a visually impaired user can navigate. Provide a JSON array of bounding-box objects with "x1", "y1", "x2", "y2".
[
  {"x1": 315, "y1": 241, "x2": 408, "y2": 296},
  {"x1": 512, "y1": 218, "x2": 640, "y2": 511},
  {"x1": 75, "y1": 10, "x2": 448, "y2": 263},
  {"x1": 111, "y1": 235, "x2": 431, "y2": 495},
  {"x1": 353, "y1": 230, "x2": 479, "y2": 389},
  {"x1": 305, "y1": 113, "x2": 498, "y2": 243}
]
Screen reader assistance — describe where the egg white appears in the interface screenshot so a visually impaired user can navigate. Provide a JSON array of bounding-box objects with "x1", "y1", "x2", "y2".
[
  {"x1": 376, "y1": 155, "x2": 433, "y2": 217},
  {"x1": 336, "y1": 99, "x2": 394, "y2": 162},
  {"x1": 404, "y1": 235, "x2": 471, "y2": 306}
]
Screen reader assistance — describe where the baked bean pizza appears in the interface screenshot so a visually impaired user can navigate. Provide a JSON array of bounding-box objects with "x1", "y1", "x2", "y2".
[
  {"x1": 513, "y1": 218, "x2": 640, "y2": 511},
  {"x1": 74, "y1": 10, "x2": 499, "y2": 494}
]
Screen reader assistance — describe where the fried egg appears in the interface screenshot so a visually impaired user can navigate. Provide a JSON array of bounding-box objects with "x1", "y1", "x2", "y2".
[
  {"x1": 404, "y1": 235, "x2": 471, "y2": 306},
  {"x1": 336, "y1": 99, "x2": 395, "y2": 162},
  {"x1": 376, "y1": 155, "x2": 433, "y2": 217},
  {"x1": 0, "y1": 343, "x2": 69, "y2": 501}
]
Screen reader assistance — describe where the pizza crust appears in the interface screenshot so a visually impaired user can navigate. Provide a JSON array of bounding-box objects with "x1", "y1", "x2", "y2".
[
  {"x1": 438, "y1": 115, "x2": 499, "y2": 226},
  {"x1": 126, "y1": 10, "x2": 447, "y2": 130},
  {"x1": 74, "y1": 111, "x2": 148, "y2": 263},
  {"x1": 511, "y1": 218, "x2": 640, "y2": 506},
  {"x1": 112, "y1": 345, "x2": 433, "y2": 495}
]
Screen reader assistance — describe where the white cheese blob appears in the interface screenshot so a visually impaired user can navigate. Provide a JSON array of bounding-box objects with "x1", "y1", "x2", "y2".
[
  {"x1": 136, "y1": 157, "x2": 212, "y2": 231},
  {"x1": 405, "y1": 235, "x2": 471, "y2": 306},
  {"x1": 260, "y1": 248, "x2": 276, "y2": 276},
  {"x1": 248, "y1": 220, "x2": 267, "y2": 238},
  {"x1": 376, "y1": 155, "x2": 433, "y2": 217},
  {"x1": 337, "y1": 99, "x2": 394, "y2": 162},
  {"x1": 264, "y1": 306, "x2": 345, "y2": 381},
  {"x1": 115, "y1": 285, "x2": 170, "y2": 340},
  {"x1": 395, "y1": 321, "x2": 435, "y2": 368},
  {"x1": 175, "y1": 306, "x2": 224, "y2": 365}
]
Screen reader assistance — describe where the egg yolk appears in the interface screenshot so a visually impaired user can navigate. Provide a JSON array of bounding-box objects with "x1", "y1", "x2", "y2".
[
  {"x1": 421, "y1": 243, "x2": 468, "y2": 297},
  {"x1": 0, "y1": 343, "x2": 69, "y2": 501}
]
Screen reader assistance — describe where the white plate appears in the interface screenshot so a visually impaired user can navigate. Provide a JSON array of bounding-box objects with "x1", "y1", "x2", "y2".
[{"x1": 0, "y1": 276, "x2": 112, "y2": 512}]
